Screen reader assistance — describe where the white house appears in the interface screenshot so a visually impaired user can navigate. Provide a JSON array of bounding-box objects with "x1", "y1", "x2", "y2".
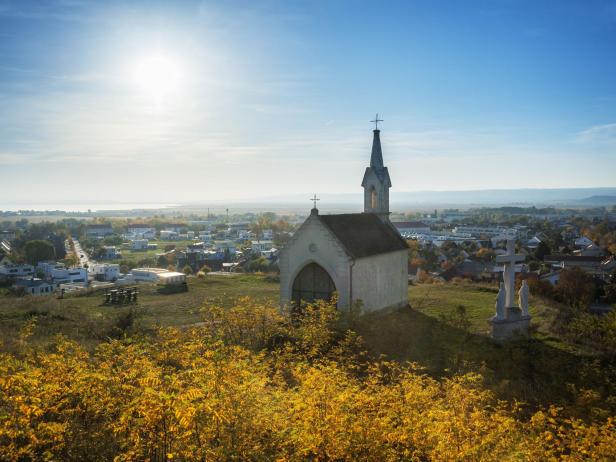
[
  {"x1": 392, "y1": 221, "x2": 430, "y2": 235},
  {"x1": 36, "y1": 261, "x2": 65, "y2": 278},
  {"x1": 574, "y1": 236, "x2": 593, "y2": 248},
  {"x1": 280, "y1": 127, "x2": 408, "y2": 313},
  {"x1": 126, "y1": 224, "x2": 156, "y2": 239},
  {"x1": 453, "y1": 226, "x2": 518, "y2": 239},
  {"x1": 574, "y1": 243, "x2": 604, "y2": 257},
  {"x1": 52, "y1": 267, "x2": 88, "y2": 285},
  {"x1": 0, "y1": 230, "x2": 16, "y2": 241},
  {"x1": 86, "y1": 224, "x2": 114, "y2": 238},
  {"x1": 0, "y1": 263, "x2": 35, "y2": 279},
  {"x1": 215, "y1": 241, "x2": 237, "y2": 255},
  {"x1": 131, "y1": 239, "x2": 149, "y2": 250},
  {"x1": 198, "y1": 232, "x2": 213, "y2": 243},
  {"x1": 525, "y1": 236, "x2": 542, "y2": 250},
  {"x1": 251, "y1": 240, "x2": 274, "y2": 254},
  {"x1": 163, "y1": 224, "x2": 186, "y2": 233},
  {"x1": 160, "y1": 230, "x2": 179, "y2": 240},
  {"x1": 89, "y1": 263, "x2": 120, "y2": 282},
  {"x1": 13, "y1": 278, "x2": 56, "y2": 296},
  {"x1": 102, "y1": 246, "x2": 121, "y2": 259},
  {"x1": 130, "y1": 267, "x2": 186, "y2": 285}
]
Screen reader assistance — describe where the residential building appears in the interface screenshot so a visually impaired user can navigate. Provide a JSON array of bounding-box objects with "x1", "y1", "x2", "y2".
[
  {"x1": 544, "y1": 255, "x2": 616, "y2": 280},
  {"x1": 0, "y1": 230, "x2": 16, "y2": 241},
  {"x1": 251, "y1": 240, "x2": 274, "y2": 254},
  {"x1": 392, "y1": 221, "x2": 431, "y2": 235},
  {"x1": 36, "y1": 261, "x2": 65, "y2": 278},
  {"x1": 102, "y1": 246, "x2": 121, "y2": 259},
  {"x1": 89, "y1": 263, "x2": 120, "y2": 282},
  {"x1": 52, "y1": 267, "x2": 88, "y2": 285},
  {"x1": 160, "y1": 230, "x2": 179, "y2": 240},
  {"x1": 453, "y1": 226, "x2": 518, "y2": 239},
  {"x1": 126, "y1": 224, "x2": 156, "y2": 239},
  {"x1": 13, "y1": 278, "x2": 56, "y2": 296},
  {"x1": 215, "y1": 241, "x2": 237, "y2": 255},
  {"x1": 573, "y1": 243, "x2": 605, "y2": 257},
  {"x1": 0, "y1": 263, "x2": 35, "y2": 279},
  {"x1": 131, "y1": 239, "x2": 149, "y2": 250},
  {"x1": 163, "y1": 223, "x2": 187, "y2": 233},
  {"x1": 131, "y1": 267, "x2": 186, "y2": 285},
  {"x1": 574, "y1": 236, "x2": 593, "y2": 248},
  {"x1": 85, "y1": 224, "x2": 114, "y2": 238}
]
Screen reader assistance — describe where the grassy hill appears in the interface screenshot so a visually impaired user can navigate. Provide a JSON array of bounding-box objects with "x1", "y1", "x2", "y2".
[{"x1": 1, "y1": 275, "x2": 614, "y2": 416}]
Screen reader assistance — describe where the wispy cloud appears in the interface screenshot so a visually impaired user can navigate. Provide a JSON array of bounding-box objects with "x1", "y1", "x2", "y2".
[{"x1": 576, "y1": 123, "x2": 616, "y2": 145}]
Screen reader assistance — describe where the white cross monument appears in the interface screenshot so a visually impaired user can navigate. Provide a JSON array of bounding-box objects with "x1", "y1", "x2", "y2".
[{"x1": 489, "y1": 239, "x2": 532, "y2": 342}]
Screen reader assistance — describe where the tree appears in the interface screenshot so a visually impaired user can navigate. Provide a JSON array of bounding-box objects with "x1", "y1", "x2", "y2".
[
  {"x1": 24, "y1": 240, "x2": 55, "y2": 264},
  {"x1": 476, "y1": 248, "x2": 495, "y2": 261},
  {"x1": 534, "y1": 241, "x2": 551, "y2": 261},
  {"x1": 554, "y1": 268, "x2": 596, "y2": 315}
]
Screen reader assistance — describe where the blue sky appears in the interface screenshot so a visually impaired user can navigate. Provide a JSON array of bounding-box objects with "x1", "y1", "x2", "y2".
[{"x1": 1, "y1": 0, "x2": 615, "y2": 205}]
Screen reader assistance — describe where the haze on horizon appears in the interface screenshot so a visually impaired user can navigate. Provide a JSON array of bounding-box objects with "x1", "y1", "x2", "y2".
[{"x1": 1, "y1": 0, "x2": 616, "y2": 206}]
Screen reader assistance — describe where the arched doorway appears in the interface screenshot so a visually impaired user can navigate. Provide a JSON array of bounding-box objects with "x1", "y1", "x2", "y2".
[{"x1": 292, "y1": 262, "x2": 336, "y2": 306}]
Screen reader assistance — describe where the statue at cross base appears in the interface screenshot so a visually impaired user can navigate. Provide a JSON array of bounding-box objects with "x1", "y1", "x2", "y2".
[{"x1": 489, "y1": 239, "x2": 532, "y2": 342}]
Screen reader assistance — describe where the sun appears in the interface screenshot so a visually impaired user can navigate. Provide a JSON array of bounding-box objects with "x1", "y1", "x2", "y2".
[{"x1": 133, "y1": 54, "x2": 181, "y2": 101}]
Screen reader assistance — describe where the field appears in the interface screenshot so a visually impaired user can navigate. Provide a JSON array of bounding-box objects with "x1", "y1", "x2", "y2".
[
  {"x1": 0, "y1": 276, "x2": 587, "y2": 354},
  {"x1": 112, "y1": 239, "x2": 199, "y2": 265},
  {"x1": 0, "y1": 274, "x2": 278, "y2": 351}
]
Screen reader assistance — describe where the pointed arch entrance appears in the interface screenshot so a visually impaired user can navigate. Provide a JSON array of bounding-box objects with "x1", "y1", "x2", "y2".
[{"x1": 291, "y1": 262, "x2": 336, "y2": 306}]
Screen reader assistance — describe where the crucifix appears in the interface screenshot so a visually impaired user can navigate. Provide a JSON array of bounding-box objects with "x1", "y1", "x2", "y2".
[
  {"x1": 310, "y1": 194, "x2": 320, "y2": 209},
  {"x1": 495, "y1": 240, "x2": 526, "y2": 309},
  {"x1": 370, "y1": 113, "x2": 383, "y2": 130}
]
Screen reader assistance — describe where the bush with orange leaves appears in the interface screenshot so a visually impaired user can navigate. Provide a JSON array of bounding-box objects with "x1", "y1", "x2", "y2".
[{"x1": 1, "y1": 298, "x2": 615, "y2": 461}]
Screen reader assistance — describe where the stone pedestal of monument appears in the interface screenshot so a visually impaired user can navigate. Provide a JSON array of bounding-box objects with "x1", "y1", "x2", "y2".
[
  {"x1": 489, "y1": 306, "x2": 531, "y2": 343},
  {"x1": 489, "y1": 241, "x2": 532, "y2": 342}
]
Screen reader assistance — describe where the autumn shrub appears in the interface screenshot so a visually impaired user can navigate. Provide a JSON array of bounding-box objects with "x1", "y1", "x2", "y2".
[{"x1": 1, "y1": 300, "x2": 615, "y2": 461}]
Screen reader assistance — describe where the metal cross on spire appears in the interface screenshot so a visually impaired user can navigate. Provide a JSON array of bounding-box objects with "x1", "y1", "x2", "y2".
[
  {"x1": 310, "y1": 194, "x2": 320, "y2": 209},
  {"x1": 370, "y1": 113, "x2": 383, "y2": 130}
]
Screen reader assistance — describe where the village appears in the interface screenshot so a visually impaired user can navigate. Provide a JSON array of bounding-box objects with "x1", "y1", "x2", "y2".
[{"x1": 2, "y1": 205, "x2": 615, "y2": 305}]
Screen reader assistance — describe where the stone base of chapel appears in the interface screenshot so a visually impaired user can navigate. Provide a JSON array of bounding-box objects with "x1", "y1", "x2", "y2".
[{"x1": 489, "y1": 307, "x2": 531, "y2": 343}]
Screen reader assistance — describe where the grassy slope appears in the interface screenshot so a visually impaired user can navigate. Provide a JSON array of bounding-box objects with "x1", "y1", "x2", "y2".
[
  {"x1": 1, "y1": 276, "x2": 613, "y2": 413},
  {"x1": 0, "y1": 274, "x2": 278, "y2": 351}
]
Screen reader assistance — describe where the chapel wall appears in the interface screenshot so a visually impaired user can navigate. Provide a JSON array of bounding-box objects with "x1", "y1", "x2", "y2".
[
  {"x1": 279, "y1": 218, "x2": 351, "y2": 310},
  {"x1": 351, "y1": 249, "x2": 408, "y2": 312}
]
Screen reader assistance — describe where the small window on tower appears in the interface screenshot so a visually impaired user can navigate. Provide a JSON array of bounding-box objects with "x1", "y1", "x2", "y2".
[{"x1": 371, "y1": 189, "x2": 377, "y2": 209}]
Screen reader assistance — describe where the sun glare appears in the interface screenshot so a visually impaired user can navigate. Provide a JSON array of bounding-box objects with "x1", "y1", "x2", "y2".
[{"x1": 133, "y1": 54, "x2": 181, "y2": 101}]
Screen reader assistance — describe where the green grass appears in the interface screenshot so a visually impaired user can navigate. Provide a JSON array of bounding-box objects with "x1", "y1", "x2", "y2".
[
  {"x1": 111, "y1": 239, "x2": 201, "y2": 265},
  {"x1": 0, "y1": 274, "x2": 278, "y2": 351}
]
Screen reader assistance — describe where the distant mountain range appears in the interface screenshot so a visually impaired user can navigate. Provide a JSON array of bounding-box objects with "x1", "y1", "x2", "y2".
[
  {"x1": 242, "y1": 188, "x2": 616, "y2": 209},
  {"x1": 578, "y1": 195, "x2": 616, "y2": 205}
]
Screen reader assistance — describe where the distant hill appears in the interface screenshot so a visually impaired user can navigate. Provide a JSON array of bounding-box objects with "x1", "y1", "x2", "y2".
[
  {"x1": 241, "y1": 187, "x2": 616, "y2": 209},
  {"x1": 578, "y1": 195, "x2": 616, "y2": 205}
]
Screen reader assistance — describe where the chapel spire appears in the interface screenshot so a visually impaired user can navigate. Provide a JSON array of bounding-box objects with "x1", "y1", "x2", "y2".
[
  {"x1": 362, "y1": 115, "x2": 392, "y2": 222},
  {"x1": 370, "y1": 129, "x2": 384, "y2": 170}
]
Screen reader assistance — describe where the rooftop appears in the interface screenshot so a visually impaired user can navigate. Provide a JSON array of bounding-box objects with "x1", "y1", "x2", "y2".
[{"x1": 317, "y1": 213, "x2": 408, "y2": 259}]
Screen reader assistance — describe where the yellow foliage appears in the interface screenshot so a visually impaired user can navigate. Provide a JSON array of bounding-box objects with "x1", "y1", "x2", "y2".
[{"x1": 0, "y1": 299, "x2": 614, "y2": 461}]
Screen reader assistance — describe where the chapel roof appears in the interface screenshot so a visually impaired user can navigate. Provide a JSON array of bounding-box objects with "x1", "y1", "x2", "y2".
[{"x1": 317, "y1": 213, "x2": 408, "y2": 259}]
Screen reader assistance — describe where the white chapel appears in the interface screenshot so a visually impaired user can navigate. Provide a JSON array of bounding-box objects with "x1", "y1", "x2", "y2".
[{"x1": 279, "y1": 124, "x2": 409, "y2": 312}]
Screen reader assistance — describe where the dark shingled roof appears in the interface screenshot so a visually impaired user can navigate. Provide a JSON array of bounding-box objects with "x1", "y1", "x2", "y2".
[{"x1": 317, "y1": 213, "x2": 408, "y2": 259}]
